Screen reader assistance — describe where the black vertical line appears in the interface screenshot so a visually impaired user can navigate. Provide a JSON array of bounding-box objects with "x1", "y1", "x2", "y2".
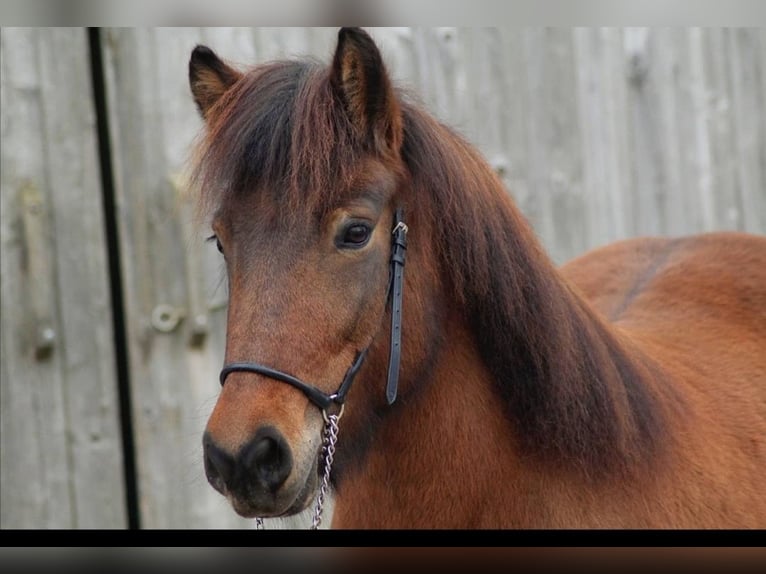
[{"x1": 87, "y1": 27, "x2": 140, "y2": 530}]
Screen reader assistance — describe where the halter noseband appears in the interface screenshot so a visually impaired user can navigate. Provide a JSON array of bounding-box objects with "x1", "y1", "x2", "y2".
[{"x1": 218, "y1": 207, "x2": 408, "y2": 412}]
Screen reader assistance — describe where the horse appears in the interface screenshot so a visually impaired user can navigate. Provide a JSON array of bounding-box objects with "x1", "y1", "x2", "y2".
[{"x1": 189, "y1": 27, "x2": 766, "y2": 528}]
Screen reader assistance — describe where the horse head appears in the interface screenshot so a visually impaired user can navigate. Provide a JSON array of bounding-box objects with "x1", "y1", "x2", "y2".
[{"x1": 190, "y1": 28, "x2": 435, "y2": 520}]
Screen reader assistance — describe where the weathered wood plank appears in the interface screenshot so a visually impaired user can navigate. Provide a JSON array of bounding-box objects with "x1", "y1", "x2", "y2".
[
  {"x1": 575, "y1": 28, "x2": 634, "y2": 253},
  {"x1": 524, "y1": 28, "x2": 587, "y2": 264},
  {"x1": 730, "y1": 29, "x2": 766, "y2": 234},
  {"x1": 0, "y1": 27, "x2": 125, "y2": 528},
  {"x1": 624, "y1": 27, "x2": 664, "y2": 237}
]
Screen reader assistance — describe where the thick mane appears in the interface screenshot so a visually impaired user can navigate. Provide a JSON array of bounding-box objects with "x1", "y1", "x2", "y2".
[
  {"x1": 191, "y1": 60, "x2": 367, "y2": 222},
  {"x1": 191, "y1": 54, "x2": 666, "y2": 477},
  {"x1": 400, "y1": 103, "x2": 666, "y2": 476}
]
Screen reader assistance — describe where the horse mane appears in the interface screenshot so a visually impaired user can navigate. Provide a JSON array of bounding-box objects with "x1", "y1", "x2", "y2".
[
  {"x1": 190, "y1": 57, "x2": 666, "y2": 477},
  {"x1": 400, "y1": 103, "x2": 666, "y2": 476}
]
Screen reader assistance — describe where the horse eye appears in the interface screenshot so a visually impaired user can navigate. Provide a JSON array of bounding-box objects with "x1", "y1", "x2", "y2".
[
  {"x1": 338, "y1": 223, "x2": 372, "y2": 248},
  {"x1": 207, "y1": 234, "x2": 224, "y2": 254}
]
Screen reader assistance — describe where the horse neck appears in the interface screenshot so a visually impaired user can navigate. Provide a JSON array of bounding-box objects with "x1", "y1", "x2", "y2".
[{"x1": 331, "y1": 308, "x2": 526, "y2": 528}]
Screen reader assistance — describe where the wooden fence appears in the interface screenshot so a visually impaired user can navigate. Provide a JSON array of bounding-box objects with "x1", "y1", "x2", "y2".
[{"x1": 1, "y1": 27, "x2": 764, "y2": 529}]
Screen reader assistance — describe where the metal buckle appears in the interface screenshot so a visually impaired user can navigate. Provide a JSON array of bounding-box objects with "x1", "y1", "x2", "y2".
[{"x1": 392, "y1": 221, "x2": 408, "y2": 236}]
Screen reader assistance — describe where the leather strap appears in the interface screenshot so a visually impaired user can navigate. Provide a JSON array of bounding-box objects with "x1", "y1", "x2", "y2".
[
  {"x1": 333, "y1": 348, "x2": 368, "y2": 404},
  {"x1": 219, "y1": 362, "x2": 335, "y2": 410},
  {"x1": 386, "y1": 208, "x2": 407, "y2": 405},
  {"x1": 219, "y1": 207, "x2": 408, "y2": 411},
  {"x1": 219, "y1": 348, "x2": 368, "y2": 410}
]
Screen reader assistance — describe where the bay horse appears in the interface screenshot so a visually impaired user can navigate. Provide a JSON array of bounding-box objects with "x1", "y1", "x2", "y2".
[{"x1": 190, "y1": 28, "x2": 766, "y2": 528}]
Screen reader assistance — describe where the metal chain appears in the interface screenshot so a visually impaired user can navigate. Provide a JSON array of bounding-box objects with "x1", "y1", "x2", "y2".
[
  {"x1": 252, "y1": 412, "x2": 341, "y2": 531},
  {"x1": 311, "y1": 412, "x2": 340, "y2": 529}
]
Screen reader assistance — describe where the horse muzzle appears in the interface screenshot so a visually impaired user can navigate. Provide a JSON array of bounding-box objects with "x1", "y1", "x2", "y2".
[{"x1": 203, "y1": 426, "x2": 318, "y2": 518}]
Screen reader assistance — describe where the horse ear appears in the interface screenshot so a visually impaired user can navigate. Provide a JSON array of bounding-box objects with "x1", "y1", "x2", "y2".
[
  {"x1": 189, "y1": 45, "x2": 241, "y2": 119},
  {"x1": 330, "y1": 27, "x2": 403, "y2": 154}
]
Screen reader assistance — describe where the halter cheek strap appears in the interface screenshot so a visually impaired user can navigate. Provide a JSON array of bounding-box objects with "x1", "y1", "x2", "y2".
[
  {"x1": 386, "y1": 215, "x2": 408, "y2": 404},
  {"x1": 219, "y1": 207, "x2": 408, "y2": 411}
]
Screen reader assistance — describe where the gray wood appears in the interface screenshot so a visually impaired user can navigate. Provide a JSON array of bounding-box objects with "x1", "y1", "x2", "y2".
[
  {"x1": 730, "y1": 29, "x2": 766, "y2": 234},
  {"x1": 525, "y1": 28, "x2": 587, "y2": 264},
  {"x1": 0, "y1": 27, "x2": 126, "y2": 528},
  {"x1": 704, "y1": 28, "x2": 745, "y2": 231}
]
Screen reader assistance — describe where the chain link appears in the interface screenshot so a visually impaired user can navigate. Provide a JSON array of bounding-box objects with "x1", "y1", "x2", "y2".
[
  {"x1": 252, "y1": 412, "x2": 340, "y2": 530},
  {"x1": 311, "y1": 412, "x2": 340, "y2": 529}
]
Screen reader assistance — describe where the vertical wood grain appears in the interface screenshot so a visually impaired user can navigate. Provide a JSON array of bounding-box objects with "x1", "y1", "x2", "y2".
[{"x1": 0, "y1": 27, "x2": 126, "y2": 528}]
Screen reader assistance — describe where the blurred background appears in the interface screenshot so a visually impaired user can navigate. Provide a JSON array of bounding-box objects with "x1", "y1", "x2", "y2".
[{"x1": 1, "y1": 27, "x2": 765, "y2": 529}]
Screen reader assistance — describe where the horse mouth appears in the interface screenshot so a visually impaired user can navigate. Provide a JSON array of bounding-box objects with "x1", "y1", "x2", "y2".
[{"x1": 228, "y1": 453, "x2": 320, "y2": 519}]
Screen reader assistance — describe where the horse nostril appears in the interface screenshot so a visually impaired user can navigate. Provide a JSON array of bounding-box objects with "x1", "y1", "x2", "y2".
[
  {"x1": 203, "y1": 433, "x2": 234, "y2": 493},
  {"x1": 242, "y1": 427, "x2": 293, "y2": 492}
]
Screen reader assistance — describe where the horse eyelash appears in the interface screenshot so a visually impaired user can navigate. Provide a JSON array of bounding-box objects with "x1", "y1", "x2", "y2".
[{"x1": 206, "y1": 234, "x2": 224, "y2": 255}]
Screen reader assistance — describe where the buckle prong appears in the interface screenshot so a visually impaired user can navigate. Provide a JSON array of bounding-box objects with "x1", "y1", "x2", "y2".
[{"x1": 392, "y1": 221, "x2": 408, "y2": 236}]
